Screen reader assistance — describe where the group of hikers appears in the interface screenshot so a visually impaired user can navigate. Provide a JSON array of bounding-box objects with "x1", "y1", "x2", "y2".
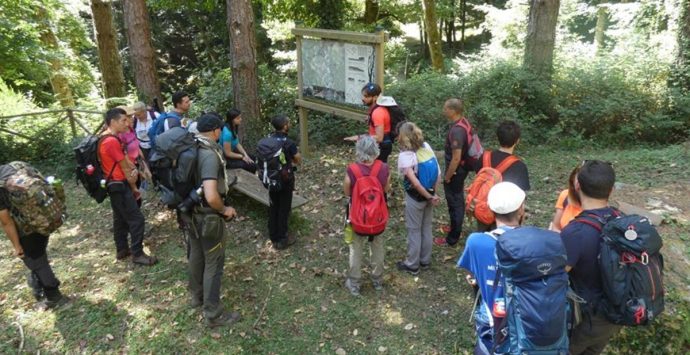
[{"x1": 0, "y1": 83, "x2": 664, "y2": 353}]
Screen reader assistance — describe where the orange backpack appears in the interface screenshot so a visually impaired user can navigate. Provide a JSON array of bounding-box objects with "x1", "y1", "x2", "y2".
[{"x1": 465, "y1": 151, "x2": 519, "y2": 224}]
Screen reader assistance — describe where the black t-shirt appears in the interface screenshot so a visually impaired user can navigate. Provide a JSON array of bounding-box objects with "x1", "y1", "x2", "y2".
[
  {"x1": 560, "y1": 207, "x2": 617, "y2": 305},
  {"x1": 484, "y1": 150, "x2": 531, "y2": 191},
  {"x1": 444, "y1": 121, "x2": 468, "y2": 172}
]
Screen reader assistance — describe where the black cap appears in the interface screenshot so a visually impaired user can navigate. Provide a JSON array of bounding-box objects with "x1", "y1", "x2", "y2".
[{"x1": 197, "y1": 113, "x2": 223, "y2": 132}]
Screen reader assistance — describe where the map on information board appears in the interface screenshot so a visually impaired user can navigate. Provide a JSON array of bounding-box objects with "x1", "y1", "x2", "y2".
[{"x1": 301, "y1": 38, "x2": 376, "y2": 106}]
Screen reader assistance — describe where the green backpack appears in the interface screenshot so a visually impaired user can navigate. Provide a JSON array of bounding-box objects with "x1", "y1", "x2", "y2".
[{"x1": 0, "y1": 161, "x2": 66, "y2": 236}]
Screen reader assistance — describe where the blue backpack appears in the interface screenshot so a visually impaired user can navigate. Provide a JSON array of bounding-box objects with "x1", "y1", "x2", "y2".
[
  {"x1": 403, "y1": 143, "x2": 439, "y2": 201},
  {"x1": 493, "y1": 226, "x2": 570, "y2": 355},
  {"x1": 148, "y1": 111, "x2": 182, "y2": 149}
]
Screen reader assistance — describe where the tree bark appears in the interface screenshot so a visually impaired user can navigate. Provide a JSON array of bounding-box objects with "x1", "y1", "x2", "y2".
[
  {"x1": 91, "y1": 0, "x2": 126, "y2": 98},
  {"x1": 364, "y1": 0, "x2": 379, "y2": 24},
  {"x1": 36, "y1": 6, "x2": 75, "y2": 108},
  {"x1": 673, "y1": 0, "x2": 690, "y2": 91},
  {"x1": 460, "y1": 0, "x2": 466, "y2": 50},
  {"x1": 122, "y1": 0, "x2": 161, "y2": 105},
  {"x1": 594, "y1": 5, "x2": 607, "y2": 54},
  {"x1": 523, "y1": 0, "x2": 560, "y2": 81},
  {"x1": 422, "y1": 0, "x2": 445, "y2": 71},
  {"x1": 226, "y1": 0, "x2": 261, "y2": 145}
]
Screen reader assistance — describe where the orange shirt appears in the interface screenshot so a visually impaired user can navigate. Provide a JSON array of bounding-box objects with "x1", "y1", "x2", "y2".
[
  {"x1": 368, "y1": 106, "x2": 391, "y2": 137},
  {"x1": 98, "y1": 135, "x2": 126, "y2": 181},
  {"x1": 555, "y1": 189, "x2": 583, "y2": 228}
]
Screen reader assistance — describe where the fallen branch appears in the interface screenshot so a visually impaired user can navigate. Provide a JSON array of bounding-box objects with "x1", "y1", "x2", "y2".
[
  {"x1": 12, "y1": 321, "x2": 24, "y2": 353},
  {"x1": 141, "y1": 268, "x2": 170, "y2": 277},
  {"x1": 253, "y1": 269, "x2": 276, "y2": 329}
]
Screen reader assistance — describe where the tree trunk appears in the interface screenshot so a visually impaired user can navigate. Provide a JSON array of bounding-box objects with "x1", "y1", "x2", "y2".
[
  {"x1": 594, "y1": 5, "x2": 607, "y2": 54},
  {"x1": 122, "y1": 0, "x2": 161, "y2": 105},
  {"x1": 673, "y1": 0, "x2": 690, "y2": 91},
  {"x1": 523, "y1": 0, "x2": 560, "y2": 81},
  {"x1": 364, "y1": 0, "x2": 379, "y2": 24},
  {"x1": 461, "y1": 0, "x2": 466, "y2": 50},
  {"x1": 226, "y1": 0, "x2": 261, "y2": 145},
  {"x1": 422, "y1": 0, "x2": 444, "y2": 71},
  {"x1": 91, "y1": 0, "x2": 126, "y2": 98},
  {"x1": 36, "y1": 6, "x2": 75, "y2": 108}
]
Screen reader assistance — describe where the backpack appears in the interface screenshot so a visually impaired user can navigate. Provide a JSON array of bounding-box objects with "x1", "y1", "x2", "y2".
[
  {"x1": 368, "y1": 104, "x2": 407, "y2": 142},
  {"x1": 148, "y1": 111, "x2": 181, "y2": 149},
  {"x1": 404, "y1": 144, "x2": 439, "y2": 202},
  {"x1": 493, "y1": 226, "x2": 570, "y2": 354},
  {"x1": 0, "y1": 162, "x2": 66, "y2": 235},
  {"x1": 148, "y1": 127, "x2": 202, "y2": 209},
  {"x1": 575, "y1": 211, "x2": 664, "y2": 326},
  {"x1": 465, "y1": 151, "x2": 519, "y2": 225},
  {"x1": 348, "y1": 161, "x2": 389, "y2": 236},
  {"x1": 448, "y1": 118, "x2": 483, "y2": 171},
  {"x1": 256, "y1": 134, "x2": 291, "y2": 192},
  {"x1": 74, "y1": 134, "x2": 120, "y2": 203}
]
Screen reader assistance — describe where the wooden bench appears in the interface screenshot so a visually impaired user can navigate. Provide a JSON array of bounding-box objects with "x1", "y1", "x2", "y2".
[{"x1": 226, "y1": 168, "x2": 308, "y2": 209}]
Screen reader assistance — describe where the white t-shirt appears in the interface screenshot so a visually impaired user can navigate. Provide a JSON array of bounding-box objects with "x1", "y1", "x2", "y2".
[{"x1": 134, "y1": 111, "x2": 159, "y2": 149}]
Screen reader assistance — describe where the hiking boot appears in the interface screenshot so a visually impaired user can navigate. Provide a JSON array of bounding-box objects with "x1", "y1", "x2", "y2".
[
  {"x1": 116, "y1": 248, "x2": 132, "y2": 260},
  {"x1": 397, "y1": 261, "x2": 420, "y2": 276},
  {"x1": 344, "y1": 279, "x2": 360, "y2": 297},
  {"x1": 286, "y1": 234, "x2": 297, "y2": 247},
  {"x1": 205, "y1": 311, "x2": 241, "y2": 328},
  {"x1": 27, "y1": 273, "x2": 45, "y2": 301},
  {"x1": 272, "y1": 240, "x2": 287, "y2": 250},
  {"x1": 132, "y1": 252, "x2": 158, "y2": 266},
  {"x1": 189, "y1": 296, "x2": 203, "y2": 309},
  {"x1": 372, "y1": 279, "x2": 384, "y2": 291},
  {"x1": 420, "y1": 263, "x2": 431, "y2": 270},
  {"x1": 36, "y1": 294, "x2": 71, "y2": 311}
]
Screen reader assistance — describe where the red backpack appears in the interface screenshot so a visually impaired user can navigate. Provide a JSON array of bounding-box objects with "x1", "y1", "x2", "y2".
[
  {"x1": 465, "y1": 151, "x2": 519, "y2": 224},
  {"x1": 348, "y1": 161, "x2": 389, "y2": 236},
  {"x1": 448, "y1": 118, "x2": 484, "y2": 171}
]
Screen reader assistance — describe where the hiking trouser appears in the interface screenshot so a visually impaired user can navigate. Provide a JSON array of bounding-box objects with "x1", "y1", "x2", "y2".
[
  {"x1": 403, "y1": 194, "x2": 433, "y2": 269},
  {"x1": 108, "y1": 182, "x2": 146, "y2": 256},
  {"x1": 20, "y1": 233, "x2": 61, "y2": 300},
  {"x1": 443, "y1": 170, "x2": 467, "y2": 245},
  {"x1": 569, "y1": 313, "x2": 622, "y2": 355},
  {"x1": 376, "y1": 141, "x2": 392, "y2": 164},
  {"x1": 226, "y1": 158, "x2": 257, "y2": 174},
  {"x1": 347, "y1": 234, "x2": 384, "y2": 286},
  {"x1": 268, "y1": 182, "x2": 294, "y2": 244},
  {"x1": 188, "y1": 212, "x2": 226, "y2": 320}
]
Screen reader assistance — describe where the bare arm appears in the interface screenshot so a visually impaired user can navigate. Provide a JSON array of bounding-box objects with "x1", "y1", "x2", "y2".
[
  {"x1": 343, "y1": 174, "x2": 352, "y2": 197},
  {"x1": 550, "y1": 208, "x2": 565, "y2": 232},
  {"x1": 373, "y1": 125, "x2": 384, "y2": 143},
  {"x1": 202, "y1": 179, "x2": 236, "y2": 220},
  {"x1": 236, "y1": 143, "x2": 254, "y2": 163},
  {"x1": 0, "y1": 209, "x2": 23, "y2": 258},
  {"x1": 119, "y1": 157, "x2": 138, "y2": 184}
]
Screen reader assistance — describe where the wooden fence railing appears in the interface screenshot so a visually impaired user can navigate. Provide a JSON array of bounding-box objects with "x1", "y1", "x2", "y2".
[{"x1": 0, "y1": 108, "x2": 104, "y2": 141}]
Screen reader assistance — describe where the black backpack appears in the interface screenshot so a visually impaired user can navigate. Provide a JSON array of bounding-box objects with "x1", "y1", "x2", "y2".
[
  {"x1": 369, "y1": 104, "x2": 407, "y2": 141},
  {"x1": 74, "y1": 134, "x2": 120, "y2": 203},
  {"x1": 148, "y1": 127, "x2": 201, "y2": 210},
  {"x1": 256, "y1": 134, "x2": 290, "y2": 192},
  {"x1": 576, "y1": 211, "x2": 664, "y2": 326}
]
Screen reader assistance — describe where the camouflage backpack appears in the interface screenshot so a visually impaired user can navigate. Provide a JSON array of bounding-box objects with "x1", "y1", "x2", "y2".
[{"x1": 0, "y1": 161, "x2": 66, "y2": 235}]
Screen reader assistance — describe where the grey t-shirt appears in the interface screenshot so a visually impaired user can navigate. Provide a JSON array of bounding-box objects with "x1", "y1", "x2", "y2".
[{"x1": 198, "y1": 146, "x2": 226, "y2": 196}]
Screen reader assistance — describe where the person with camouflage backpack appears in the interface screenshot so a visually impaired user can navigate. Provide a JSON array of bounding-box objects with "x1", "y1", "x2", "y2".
[{"x1": 0, "y1": 162, "x2": 69, "y2": 310}]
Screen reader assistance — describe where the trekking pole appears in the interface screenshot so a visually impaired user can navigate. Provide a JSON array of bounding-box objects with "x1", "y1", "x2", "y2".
[{"x1": 469, "y1": 289, "x2": 480, "y2": 324}]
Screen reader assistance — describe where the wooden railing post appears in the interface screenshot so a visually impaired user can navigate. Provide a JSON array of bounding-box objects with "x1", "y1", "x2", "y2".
[{"x1": 66, "y1": 108, "x2": 77, "y2": 139}]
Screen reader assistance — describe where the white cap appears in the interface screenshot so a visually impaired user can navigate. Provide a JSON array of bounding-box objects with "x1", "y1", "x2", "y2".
[
  {"x1": 488, "y1": 182, "x2": 526, "y2": 214},
  {"x1": 376, "y1": 96, "x2": 397, "y2": 107}
]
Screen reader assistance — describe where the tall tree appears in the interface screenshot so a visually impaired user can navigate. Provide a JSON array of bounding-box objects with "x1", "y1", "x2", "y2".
[
  {"x1": 364, "y1": 0, "x2": 379, "y2": 24},
  {"x1": 672, "y1": 0, "x2": 690, "y2": 91},
  {"x1": 523, "y1": 0, "x2": 560, "y2": 80},
  {"x1": 422, "y1": 0, "x2": 445, "y2": 71},
  {"x1": 122, "y1": 0, "x2": 161, "y2": 105},
  {"x1": 91, "y1": 0, "x2": 125, "y2": 98},
  {"x1": 36, "y1": 6, "x2": 75, "y2": 108},
  {"x1": 226, "y1": 0, "x2": 261, "y2": 144}
]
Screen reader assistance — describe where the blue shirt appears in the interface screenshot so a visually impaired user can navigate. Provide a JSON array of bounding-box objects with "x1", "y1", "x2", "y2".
[
  {"x1": 219, "y1": 126, "x2": 239, "y2": 155},
  {"x1": 458, "y1": 226, "x2": 514, "y2": 322},
  {"x1": 560, "y1": 207, "x2": 617, "y2": 304}
]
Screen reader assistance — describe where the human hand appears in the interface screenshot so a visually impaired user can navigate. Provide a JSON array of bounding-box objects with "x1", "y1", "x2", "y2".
[
  {"x1": 222, "y1": 206, "x2": 237, "y2": 221},
  {"x1": 343, "y1": 135, "x2": 359, "y2": 142},
  {"x1": 14, "y1": 245, "x2": 24, "y2": 258},
  {"x1": 430, "y1": 195, "x2": 441, "y2": 206},
  {"x1": 243, "y1": 155, "x2": 254, "y2": 164}
]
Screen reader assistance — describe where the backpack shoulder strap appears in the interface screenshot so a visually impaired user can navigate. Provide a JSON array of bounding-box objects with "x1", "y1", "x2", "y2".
[
  {"x1": 495, "y1": 155, "x2": 519, "y2": 174},
  {"x1": 369, "y1": 160, "x2": 383, "y2": 178},
  {"x1": 349, "y1": 163, "x2": 364, "y2": 180},
  {"x1": 482, "y1": 150, "x2": 492, "y2": 168},
  {"x1": 574, "y1": 208, "x2": 622, "y2": 232}
]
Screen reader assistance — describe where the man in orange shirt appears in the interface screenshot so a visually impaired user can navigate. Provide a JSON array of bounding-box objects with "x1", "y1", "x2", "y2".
[
  {"x1": 344, "y1": 83, "x2": 393, "y2": 163},
  {"x1": 98, "y1": 108, "x2": 157, "y2": 265}
]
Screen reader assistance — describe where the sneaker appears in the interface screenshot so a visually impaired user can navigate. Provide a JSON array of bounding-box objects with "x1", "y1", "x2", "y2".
[
  {"x1": 372, "y1": 279, "x2": 384, "y2": 291},
  {"x1": 132, "y1": 252, "x2": 158, "y2": 266},
  {"x1": 206, "y1": 311, "x2": 241, "y2": 328},
  {"x1": 36, "y1": 295, "x2": 71, "y2": 311},
  {"x1": 396, "y1": 261, "x2": 420, "y2": 276},
  {"x1": 344, "y1": 279, "x2": 360, "y2": 297},
  {"x1": 116, "y1": 248, "x2": 132, "y2": 260}
]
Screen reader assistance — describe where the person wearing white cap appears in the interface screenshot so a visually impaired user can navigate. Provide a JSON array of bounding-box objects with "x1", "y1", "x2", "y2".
[
  {"x1": 343, "y1": 83, "x2": 396, "y2": 163},
  {"x1": 457, "y1": 182, "x2": 525, "y2": 354}
]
